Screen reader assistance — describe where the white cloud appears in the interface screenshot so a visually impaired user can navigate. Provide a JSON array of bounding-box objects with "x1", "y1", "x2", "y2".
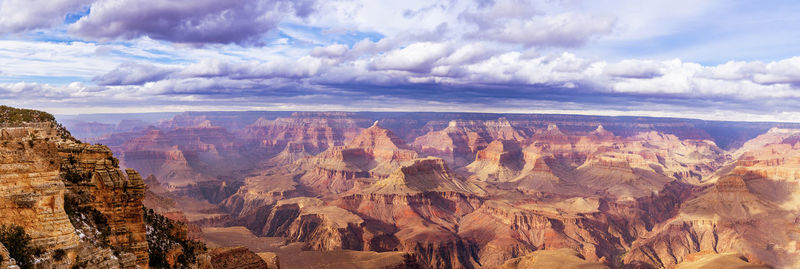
[
  {"x1": 310, "y1": 43, "x2": 348, "y2": 58},
  {"x1": 370, "y1": 42, "x2": 452, "y2": 73},
  {"x1": 466, "y1": 12, "x2": 616, "y2": 47},
  {"x1": 604, "y1": 59, "x2": 662, "y2": 78},
  {"x1": 753, "y1": 57, "x2": 800, "y2": 84}
]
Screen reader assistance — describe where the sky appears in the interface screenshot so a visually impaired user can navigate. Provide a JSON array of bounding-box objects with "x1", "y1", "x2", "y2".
[{"x1": 2, "y1": 0, "x2": 800, "y2": 121}]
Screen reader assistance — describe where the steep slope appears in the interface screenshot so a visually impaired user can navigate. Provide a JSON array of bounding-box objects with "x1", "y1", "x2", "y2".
[
  {"x1": 466, "y1": 139, "x2": 524, "y2": 182},
  {"x1": 241, "y1": 112, "x2": 369, "y2": 159},
  {"x1": 221, "y1": 166, "x2": 305, "y2": 217},
  {"x1": 248, "y1": 197, "x2": 372, "y2": 251},
  {"x1": 119, "y1": 128, "x2": 216, "y2": 187},
  {"x1": 413, "y1": 118, "x2": 526, "y2": 168},
  {"x1": 296, "y1": 122, "x2": 418, "y2": 194},
  {"x1": 361, "y1": 157, "x2": 483, "y2": 195},
  {"x1": 0, "y1": 106, "x2": 218, "y2": 269},
  {"x1": 337, "y1": 158, "x2": 485, "y2": 269},
  {"x1": 623, "y1": 130, "x2": 800, "y2": 269},
  {"x1": 0, "y1": 123, "x2": 80, "y2": 253},
  {"x1": 0, "y1": 107, "x2": 149, "y2": 268},
  {"x1": 623, "y1": 174, "x2": 790, "y2": 268},
  {"x1": 457, "y1": 200, "x2": 620, "y2": 268},
  {"x1": 59, "y1": 141, "x2": 149, "y2": 267}
]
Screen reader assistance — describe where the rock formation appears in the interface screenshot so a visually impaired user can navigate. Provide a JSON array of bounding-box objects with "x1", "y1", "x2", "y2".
[
  {"x1": 295, "y1": 122, "x2": 418, "y2": 194},
  {"x1": 58, "y1": 141, "x2": 149, "y2": 267},
  {"x1": 0, "y1": 106, "x2": 221, "y2": 269},
  {"x1": 466, "y1": 139, "x2": 524, "y2": 182},
  {"x1": 0, "y1": 123, "x2": 80, "y2": 252},
  {"x1": 209, "y1": 246, "x2": 268, "y2": 269},
  {"x1": 241, "y1": 112, "x2": 370, "y2": 158},
  {"x1": 413, "y1": 119, "x2": 526, "y2": 169}
]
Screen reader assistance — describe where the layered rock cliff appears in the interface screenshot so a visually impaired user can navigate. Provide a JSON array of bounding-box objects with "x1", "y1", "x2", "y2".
[
  {"x1": 0, "y1": 123, "x2": 80, "y2": 254},
  {"x1": 0, "y1": 106, "x2": 219, "y2": 269},
  {"x1": 59, "y1": 141, "x2": 149, "y2": 267},
  {"x1": 335, "y1": 158, "x2": 485, "y2": 268},
  {"x1": 296, "y1": 122, "x2": 418, "y2": 195},
  {"x1": 241, "y1": 112, "x2": 370, "y2": 158},
  {"x1": 413, "y1": 119, "x2": 526, "y2": 169}
]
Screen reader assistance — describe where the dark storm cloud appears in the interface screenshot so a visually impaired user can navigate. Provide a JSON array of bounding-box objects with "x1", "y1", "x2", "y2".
[{"x1": 68, "y1": 0, "x2": 317, "y2": 45}]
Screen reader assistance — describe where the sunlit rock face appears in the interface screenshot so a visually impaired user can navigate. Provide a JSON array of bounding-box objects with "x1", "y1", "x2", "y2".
[
  {"x1": 412, "y1": 118, "x2": 527, "y2": 169},
  {"x1": 242, "y1": 112, "x2": 371, "y2": 157},
  {"x1": 0, "y1": 124, "x2": 79, "y2": 251},
  {"x1": 294, "y1": 122, "x2": 419, "y2": 195},
  {"x1": 58, "y1": 141, "x2": 149, "y2": 267},
  {"x1": 621, "y1": 129, "x2": 800, "y2": 268},
  {"x1": 0, "y1": 113, "x2": 150, "y2": 268}
]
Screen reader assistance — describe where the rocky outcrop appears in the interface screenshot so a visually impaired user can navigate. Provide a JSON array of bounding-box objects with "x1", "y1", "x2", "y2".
[
  {"x1": 0, "y1": 107, "x2": 154, "y2": 269},
  {"x1": 509, "y1": 127, "x2": 726, "y2": 198},
  {"x1": 360, "y1": 157, "x2": 484, "y2": 195},
  {"x1": 144, "y1": 208, "x2": 212, "y2": 269},
  {"x1": 0, "y1": 124, "x2": 80, "y2": 253},
  {"x1": 623, "y1": 173, "x2": 795, "y2": 268},
  {"x1": 457, "y1": 199, "x2": 623, "y2": 268},
  {"x1": 296, "y1": 147, "x2": 373, "y2": 194},
  {"x1": 221, "y1": 168, "x2": 304, "y2": 217},
  {"x1": 467, "y1": 139, "x2": 524, "y2": 182},
  {"x1": 264, "y1": 142, "x2": 311, "y2": 166},
  {"x1": 293, "y1": 123, "x2": 419, "y2": 195},
  {"x1": 241, "y1": 112, "x2": 369, "y2": 157},
  {"x1": 348, "y1": 121, "x2": 418, "y2": 177},
  {"x1": 249, "y1": 197, "x2": 372, "y2": 251},
  {"x1": 413, "y1": 119, "x2": 526, "y2": 169},
  {"x1": 59, "y1": 141, "x2": 149, "y2": 267},
  {"x1": 256, "y1": 252, "x2": 280, "y2": 269},
  {"x1": 209, "y1": 247, "x2": 268, "y2": 269},
  {"x1": 337, "y1": 158, "x2": 486, "y2": 268}
]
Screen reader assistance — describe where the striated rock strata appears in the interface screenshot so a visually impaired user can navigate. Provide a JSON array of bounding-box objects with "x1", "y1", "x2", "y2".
[
  {"x1": 59, "y1": 140, "x2": 149, "y2": 267},
  {"x1": 0, "y1": 123, "x2": 80, "y2": 252}
]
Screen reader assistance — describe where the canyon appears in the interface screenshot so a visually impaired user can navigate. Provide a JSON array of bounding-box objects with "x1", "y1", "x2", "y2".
[{"x1": 2, "y1": 106, "x2": 800, "y2": 268}]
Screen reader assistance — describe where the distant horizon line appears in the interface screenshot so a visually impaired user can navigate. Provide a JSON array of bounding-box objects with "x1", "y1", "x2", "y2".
[{"x1": 51, "y1": 108, "x2": 800, "y2": 125}]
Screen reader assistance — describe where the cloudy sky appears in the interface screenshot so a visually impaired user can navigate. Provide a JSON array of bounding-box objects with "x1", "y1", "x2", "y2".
[{"x1": 2, "y1": 0, "x2": 800, "y2": 121}]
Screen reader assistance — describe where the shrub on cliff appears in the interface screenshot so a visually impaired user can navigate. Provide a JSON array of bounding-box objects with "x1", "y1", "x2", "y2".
[
  {"x1": 0, "y1": 225, "x2": 43, "y2": 269},
  {"x1": 0, "y1": 105, "x2": 77, "y2": 141},
  {"x1": 0, "y1": 105, "x2": 56, "y2": 125},
  {"x1": 64, "y1": 190, "x2": 111, "y2": 246},
  {"x1": 144, "y1": 208, "x2": 207, "y2": 268}
]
